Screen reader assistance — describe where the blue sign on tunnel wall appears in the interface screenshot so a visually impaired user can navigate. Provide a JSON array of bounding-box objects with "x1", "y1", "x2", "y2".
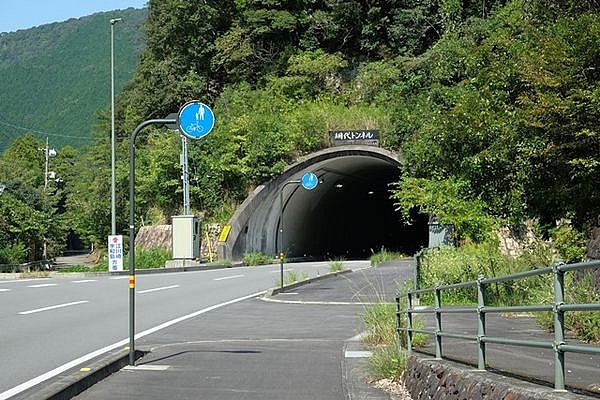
[{"x1": 301, "y1": 172, "x2": 318, "y2": 190}]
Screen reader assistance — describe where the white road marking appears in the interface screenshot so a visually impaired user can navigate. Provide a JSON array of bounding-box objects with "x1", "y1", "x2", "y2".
[
  {"x1": 214, "y1": 274, "x2": 244, "y2": 281},
  {"x1": 0, "y1": 278, "x2": 47, "y2": 284},
  {"x1": 0, "y1": 289, "x2": 10, "y2": 292},
  {"x1": 109, "y1": 276, "x2": 130, "y2": 280},
  {"x1": 27, "y1": 283, "x2": 57, "y2": 288},
  {"x1": 19, "y1": 301, "x2": 89, "y2": 315},
  {"x1": 72, "y1": 280, "x2": 97, "y2": 283},
  {"x1": 345, "y1": 351, "x2": 372, "y2": 358},
  {"x1": 0, "y1": 290, "x2": 265, "y2": 400},
  {"x1": 137, "y1": 285, "x2": 180, "y2": 294},
  {"x1": 123, "y1": 365, "x2": 170, "y2": 371}
]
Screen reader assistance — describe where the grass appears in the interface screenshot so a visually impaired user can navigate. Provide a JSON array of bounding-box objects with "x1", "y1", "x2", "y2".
[
  {"x1": 370, "y1": 247, "x2": 403, "y2": 266},
  {"x1": 242, "y1": 252, "x2": 275, "y2": 266},
  {"x1": 329, "y1": 258, "x2": 345, "y2": 273},
  {"x1": 275, "y1": 271, "x2": 309, "y2": 287}
]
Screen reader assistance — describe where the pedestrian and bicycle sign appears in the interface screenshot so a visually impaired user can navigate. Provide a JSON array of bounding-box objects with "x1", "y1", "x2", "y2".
[
  {"x1": 301, "y1": 172, "x2": 318, "y2": 190},
  {"x1": 178, "y1": 101, "x2": 215, "y2": 139}
]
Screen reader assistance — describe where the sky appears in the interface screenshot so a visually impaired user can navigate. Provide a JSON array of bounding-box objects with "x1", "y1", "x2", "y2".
[{"x1": 0, "y1": 0, "x2": 148, "y2": 33}]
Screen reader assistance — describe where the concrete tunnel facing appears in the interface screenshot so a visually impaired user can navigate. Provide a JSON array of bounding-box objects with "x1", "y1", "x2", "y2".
[{"x1": 219, "y1": 145, "x2": 429, "y2": 262}]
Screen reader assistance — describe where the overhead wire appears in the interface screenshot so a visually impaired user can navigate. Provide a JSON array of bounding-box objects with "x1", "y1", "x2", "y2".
[{"x1": 0, "y1": 113, "x2": 95, "y2": 141}]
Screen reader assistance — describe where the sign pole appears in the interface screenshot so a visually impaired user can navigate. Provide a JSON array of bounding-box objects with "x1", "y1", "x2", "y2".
[
  {"x1": 128, "y1": 118, "x2": 176, "y2": 366},
  {"x1": 127, "y1": 101, "x2": 214, "y2": 366},
  {"x1": 277, "y1": 172, "x2": 318, "y2": 291}
]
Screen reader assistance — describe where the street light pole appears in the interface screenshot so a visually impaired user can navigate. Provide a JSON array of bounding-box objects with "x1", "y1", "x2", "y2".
[
  {"x1": 278, "y1": 180, "x2": 300, "y2": 291},
  {"x1": 110, "y1": 17, "x2": 122, "y2": 236}
]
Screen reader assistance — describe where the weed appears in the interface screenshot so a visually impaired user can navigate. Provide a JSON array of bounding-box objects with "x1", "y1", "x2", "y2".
[
  {"x1": 243, "y1": 252, "x2": 273, "y2": 266},
  {"x1": 361, "y1": 303, "x2": 398, "y2": 347},
  {"x1": 275, "y1": 271, "x2": 308, "y2": 287},
  {"x1": 370, "y1": 247, "x2": 402, "y2": 266},
  {"x1": 329, "y1": 258, "x2": 344, "y2": 273},
  {"x1": 367, "y1": 342, "x2": 409, "y2": 380}
]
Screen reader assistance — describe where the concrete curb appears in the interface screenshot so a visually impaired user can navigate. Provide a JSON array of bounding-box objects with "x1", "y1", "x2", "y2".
[
  {"x1": 265, "y1": 268, "x2": 353, "y2": 296},
  {"x1": 10, "y1": 349, "x2": 147, "y2": 400}
]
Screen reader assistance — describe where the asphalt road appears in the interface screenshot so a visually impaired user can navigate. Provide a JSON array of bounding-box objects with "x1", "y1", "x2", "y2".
[{"x1": 0, "y1": 260, "x2": 371, "y2": 399}]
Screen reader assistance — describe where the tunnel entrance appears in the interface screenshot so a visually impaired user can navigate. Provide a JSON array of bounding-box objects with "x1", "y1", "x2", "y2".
[{"x1": 219, "y1": 146, "x2": 428, "y2": 262}]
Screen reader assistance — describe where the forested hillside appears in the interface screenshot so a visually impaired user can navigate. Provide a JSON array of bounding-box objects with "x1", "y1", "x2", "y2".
[
  {"x1": 2, "y1": 0, "x2": 600, "y2": 264},
  {"x1": 0, "y1": 7, "x2": 146, "y2": 152}
]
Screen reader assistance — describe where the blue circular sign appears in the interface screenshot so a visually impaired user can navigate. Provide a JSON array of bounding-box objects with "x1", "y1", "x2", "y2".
[
  {"x1": 178, "y1": 101, "x2": 215, "y2": 139},
  {"x1": 301, "y1": 172, "x2": 318, "y2": 190}
]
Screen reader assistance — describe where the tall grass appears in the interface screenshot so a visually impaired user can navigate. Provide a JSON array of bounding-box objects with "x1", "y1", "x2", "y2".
[
  {"x1": 370, "y1": 247, "x2": 403, "y2": 266},
  {"x1": 242, "y1": 252, "x2": 274, "y2": 266}
]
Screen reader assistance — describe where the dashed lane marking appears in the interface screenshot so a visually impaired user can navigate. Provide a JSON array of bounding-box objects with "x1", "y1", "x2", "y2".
[
  {"x1": 214, "y1": 274, "x2": 244, "y2": 281},
  {"x1": 27, "y1": 283, "x2": 58, "y2": 288},
  {"x1": 137, "y1": 285, "x2": 179, "y2": 294},
  {"x1": 18, "y1": 300, "x2": 89, "y2": 315}
]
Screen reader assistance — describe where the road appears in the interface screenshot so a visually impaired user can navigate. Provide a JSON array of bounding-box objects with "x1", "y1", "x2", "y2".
[{"x1": 0, "y1": 261, "x2": 370, "y2": 399}]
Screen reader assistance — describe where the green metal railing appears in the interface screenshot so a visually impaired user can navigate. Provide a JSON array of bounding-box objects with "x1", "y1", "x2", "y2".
[{"x1": 398, "y1": 258, "x2": 600, "y2": 392}]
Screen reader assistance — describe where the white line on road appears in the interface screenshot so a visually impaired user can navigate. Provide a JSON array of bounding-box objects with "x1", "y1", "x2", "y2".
[
  {"x1": 137, "y1": 285, "x2": 180, "y2": 294},
  {"x1": 0, "y1": 290, "x2": 265, "y2": 400},
  {"x1": 18, "y1": 301, "x2": 89, "y2": 315},
  {"x1": 72, "y1": 279, "x2": 97, "y2": 283},
  {"x1": 124, "y1": 365, "x2": 170, "y2": 371},
  {"x1": 27, "y1": 283, "x2": 58, "y2": 288},
  {"x1": 214, "y1": 274, "x2": 244, "y2": 281},
  {"x1": 345, "y1": 351, "x2": 372, "y2": 358},
  {"x1": 0, "y1": 289, "x2": 10, "y2": 292}
]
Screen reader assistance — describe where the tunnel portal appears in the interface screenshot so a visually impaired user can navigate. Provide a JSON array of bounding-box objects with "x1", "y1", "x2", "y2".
[{"x1": 220, "y1": 146, "x2": 428, "y2": 262}]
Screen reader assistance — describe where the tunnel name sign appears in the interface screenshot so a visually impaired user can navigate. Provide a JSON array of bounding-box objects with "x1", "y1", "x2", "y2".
[
  {"x1": 178, "y1": 101, "x2": 215, "y2": 139},
  {"x1": 330, "y1": 129, "x2": 379, "y2": 147}
]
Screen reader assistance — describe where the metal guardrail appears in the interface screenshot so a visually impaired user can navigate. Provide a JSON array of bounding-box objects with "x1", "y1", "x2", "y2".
[
  {"x1": 398, "y1": 258, "x2": 600, "y2": 392},
  {"x1": 0, "y1": 260, "x2": 52, "y2": 273}
]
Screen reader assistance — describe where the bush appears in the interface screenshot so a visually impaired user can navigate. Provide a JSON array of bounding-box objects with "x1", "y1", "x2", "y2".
[
  {"x1": 0, "y1": 243, "x2": 27, "y2": 264},
  {"x1": 550, "y1": 224, "x2": 586, "y2": 263},
  {"x1": 417, "y1": 243, "x2": 553, "y2": 306}
]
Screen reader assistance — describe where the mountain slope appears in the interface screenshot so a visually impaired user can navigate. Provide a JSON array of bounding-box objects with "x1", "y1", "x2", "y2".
[{"x1": 0, "y1": 7, "x2": 147, "y2": 152}]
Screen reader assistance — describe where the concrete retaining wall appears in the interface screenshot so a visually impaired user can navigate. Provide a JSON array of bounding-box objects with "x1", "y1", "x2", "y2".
[{"x1": 404, "y1": 355, "x2": 591, "y2": 400}]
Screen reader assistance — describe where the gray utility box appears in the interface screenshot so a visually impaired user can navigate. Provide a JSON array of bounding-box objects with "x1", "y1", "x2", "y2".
[{"x1": 172, "y1": 215, "x2": 200, "y2": 259}]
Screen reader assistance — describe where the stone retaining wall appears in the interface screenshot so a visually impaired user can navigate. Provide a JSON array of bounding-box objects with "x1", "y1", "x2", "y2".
[{"x1": 404, "y1": 355, "x2": 591, "y2": 400}]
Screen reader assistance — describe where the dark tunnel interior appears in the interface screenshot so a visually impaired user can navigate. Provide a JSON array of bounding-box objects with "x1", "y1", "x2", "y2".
[{"x1": 276, "y1": 155, "x2": 429, "y2": 260}]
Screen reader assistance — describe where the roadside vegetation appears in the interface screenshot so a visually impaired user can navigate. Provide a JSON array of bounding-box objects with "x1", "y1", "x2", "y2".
[
  {"x1": 370, "y1": 248, "x2": 404, "y2": 267},
  {"x1": 328, "y1": 258, "x2": 344, "y2": 273},
  {"x1": 362, "y1": 219, "x2": 598, "y2": 382},
  {"x1": 59, "y1": 248, "x2": 172, "y2": 273},
  {"x1": 242, "y1": 252, "x2": 274, "y2": 266}
]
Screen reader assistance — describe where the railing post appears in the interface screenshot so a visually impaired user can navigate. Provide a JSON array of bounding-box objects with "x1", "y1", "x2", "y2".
[
  {"x1": 553, "y1": 262, "x2": 566, "y2": 391},
  {"x1": 477, "y1": 274, "x2": 486, "y2": 370},
  {"x1": 434, "y1": 285, "x2": 442, "y2": 359},
  {"x1": 405, "y1": 293, "x2": 413, "y2": 352},
  {"x1": 414, "y1": 251, "x2": 421, "y2": 305}
]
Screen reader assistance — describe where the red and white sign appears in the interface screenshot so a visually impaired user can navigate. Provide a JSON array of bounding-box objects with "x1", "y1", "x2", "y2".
[{"x1": 108, "y1": 235, "x2": 124, "y2": 272}]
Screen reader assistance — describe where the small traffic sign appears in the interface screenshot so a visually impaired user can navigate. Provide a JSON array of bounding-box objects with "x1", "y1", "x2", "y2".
[
  {"x1": 301, "y1": 172, "x2": 318, "y2": 190},
  {"x1": 108, "y1": 235, "x2": 123, "y2": 272},
  {"x1": 178, "y1": 101, "x2": 215, "y2": 139}
]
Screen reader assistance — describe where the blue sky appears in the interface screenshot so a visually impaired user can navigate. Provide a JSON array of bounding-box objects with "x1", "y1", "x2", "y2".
[{"x1": 0, "y1": 1, "x2": 147, "y2": 33}]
